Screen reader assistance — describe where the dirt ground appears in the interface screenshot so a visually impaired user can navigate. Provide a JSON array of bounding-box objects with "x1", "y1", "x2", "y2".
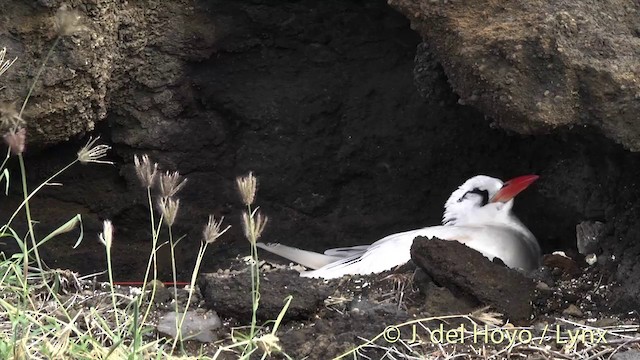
[{"x1": 189, "y1": 243, "x2": 640, "y2": 359}]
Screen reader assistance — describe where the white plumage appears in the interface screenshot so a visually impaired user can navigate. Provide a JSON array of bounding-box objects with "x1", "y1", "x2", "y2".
[{"x1": 257, "y1": 175, "x2": 542, "y2": 279}]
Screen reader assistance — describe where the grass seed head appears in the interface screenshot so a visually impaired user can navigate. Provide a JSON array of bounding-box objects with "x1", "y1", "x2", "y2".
[
  {"x1": 77, "y1": 136, "x2": 113, "y2": 165},
  {"x1": 0, "y1": 102, "x2": 25, "y2": 131},
  {"x1": 236, "y1": 172, "x2": 257, "y2": 206},
  {"x1": 255, "y1": 333, "x2": 282, "y2": 355},
  {"x1": 159, "y1": 171, "x2": 187, "y2": 199},
  {"x1": 203, "y1": 215, "x2": 230, "y2": 244},
  {"x1": 159, "y1": 197, "x2": 180, "y2": 227},
  {"x1": 3, "y1": 127, "x2": 25, "y2": 155},
  {"x1": 242, "y1": 209, "x2": 268, "y2": 243},
  {"x1": 134, "y1": 154, "x2": 158, "y2": 188},
  {"x1": 99, "y1": 220, "x2": 113, "y2": 249},
  {"x1": 54, "y1": 5, "x2": 86, "y2": 37},
  {"x1": 0, "y1": 47, "x2": 17, "y2": 79},
  {"x1": 471, "y1": 307, "x2": 504, "y2": 326}
]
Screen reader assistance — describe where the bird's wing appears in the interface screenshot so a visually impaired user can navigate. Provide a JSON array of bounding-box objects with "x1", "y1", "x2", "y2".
[
  {"x1": 256, "y1": 242, "x2": 342, "y2": 269},
  {"x1": 260, "y1": 225, "x2": 540, "y2": 279},
  {"x1": 301, "y1": 226, "x2": 470, "y2": 279},
  {"x1": 323, "y1": 245, "x2": 371, "y2": 257},
  {"x1": 256, "y1": 227, "x2": 447, "y2": 275},
  {"x1": 463, "y1": 225, "x2": 541, "y2": 271}
]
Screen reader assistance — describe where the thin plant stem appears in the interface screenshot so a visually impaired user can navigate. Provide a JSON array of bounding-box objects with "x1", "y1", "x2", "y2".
[
  {"x1": 17, "y1": 155, "x2": 40, "y2": 291},
  {"x1": 5, "y1": 156, "x2": 82, "y2": 323},
  {"x1": 10, "y1": 254, "x2": 37, "y2": 312},
  {"x1": 147, "y1": 187, "x2": 158, "y2": 287},
  {"x1": 183, "y1": 243, "x2": 206, "y2": 314},
  {"x1": 105, "y1": 240, "x2": 120, "y2": 328},
  {"x1": 139, "y1": 188, "x2": 164, "y2": 326},
  {"x1": 174, "y1": 242, "x2": 207, "y2": 351},
  {"x1": 8, "y1": 25, "x2": 63, "y2": 288},
  {"x1": 10, "y1": 31, "x2": 64, "y2": 284},
  {"x1": 0, "y1": 147, "x2": 10, "y2": 172},
  {"x1": 168, "y1": 227, "x2": 180, "y2": 341},
  {"x1": 19, "y1": 36, "x2": 61, "y2": 117},
  {"x1": 3, "y1": 160, "x2": 78, "y2": 231},
  {"x1": 250, "y1": 239, "x2": 259, "y2": 338},
  {"x1": 246, "y1": 204, "x2": 261, "y2": 352}
]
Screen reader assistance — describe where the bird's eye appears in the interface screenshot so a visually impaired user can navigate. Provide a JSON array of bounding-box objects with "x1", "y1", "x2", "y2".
[{"x1": 458, "y1": 188, "x2": 489, "y2": 205}]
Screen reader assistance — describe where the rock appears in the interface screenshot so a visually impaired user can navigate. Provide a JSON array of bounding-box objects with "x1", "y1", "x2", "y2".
[
  {"x1": 530, "y1": 267, "x2": 556, "y2": 288},
  {"x1": 543, "y1": 253, "x2": 580, "y2": 275},
  {"x1": 421, "y1": 280, "x2": 475, "y2": 315},
  {"x1": 157, "y1": 310, "x2": 221, "y2": 343},
  {"x1": 562, "y1": 304, "x2": 583, "y2": 317},
  {"x1": 390, "y1": 0, "x2": 640, "y2": 151},
  {"x1": 536, "y1": 282, "x2": 551, "y2": 291},
  {"x1": 199, "y1": 269, "x2": 332, "y2": 322},
  {"x1": 0, "y1": 2, "x2": 216, "y2": 146},
  {"x1": 576, "y1": 221, "x2": 605, "y2": 255},
  {"x1": 414, "y1": 266, "x2": 476, "y2": 315},
  {"x1": 611, "y1": 350, "x2": 640, "y2": 360},
  {"x1": 348, "y1": 297, "x2": 401, "y2": 315},
  {"x1": 410, "y1": 237, "x2": 535, "y2": 323},
  {"x1": 413, "y1": 43, "x2": 455, "y2": 102},
  {"x1": 145, "y1": 280, "x2": 173, "y2": 305}
]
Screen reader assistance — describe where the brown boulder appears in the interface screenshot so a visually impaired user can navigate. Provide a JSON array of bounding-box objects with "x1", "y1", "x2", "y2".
[
  {"x1": 411, "y1": 237, "x2": 536, "y2": 323},
  {"x1": 199, "y1": 270, "x2": 332, "y2": 322},
  {"x1": 390, "y1": 0, "x2": 640, "y2": 150}
]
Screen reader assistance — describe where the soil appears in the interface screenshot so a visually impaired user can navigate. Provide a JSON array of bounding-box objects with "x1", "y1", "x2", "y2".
[
  {"x1": 190, "y1": 243, "x2": 640, "y2": 359},
  {"x1": 43, "y1": 240, "x2": 639, "y2": 359}
]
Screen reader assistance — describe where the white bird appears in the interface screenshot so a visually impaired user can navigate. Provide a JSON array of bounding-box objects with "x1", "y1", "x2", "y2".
[{"x1": 257, "y1": 175, "x2": 542, "y2": 279}]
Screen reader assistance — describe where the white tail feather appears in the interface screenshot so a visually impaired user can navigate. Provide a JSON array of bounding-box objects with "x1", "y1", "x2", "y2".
[
  {"x1": 323, "y1": 245, "x2": 370, "y2": 257},
  {"x1": 256, "y1": 243, "x2": 341, "y2": 270}
]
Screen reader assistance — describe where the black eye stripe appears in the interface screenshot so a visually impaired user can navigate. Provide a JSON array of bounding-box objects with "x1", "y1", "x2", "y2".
[{"x1": 458, "y1": 188, "x2": 489, "y2": 206}]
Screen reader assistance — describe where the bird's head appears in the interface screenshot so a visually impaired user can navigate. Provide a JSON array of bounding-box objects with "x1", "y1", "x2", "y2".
[{"x1": 442, "y1": 174, "x2": 539, "y2": 226}]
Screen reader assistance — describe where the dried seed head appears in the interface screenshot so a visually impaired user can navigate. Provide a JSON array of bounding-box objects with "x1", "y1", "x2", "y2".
[
  {"x1": 158, "y1": 197, "x2": 180, "y2": 227},
  {"x1": 0, "y1": 102, "x2": 25, "y2": 131},
  {"x1": 77, "y1": 136, "x2": 113, "y2": 165},
  {"x1": 471, "y1": 307, "x2": 504, "y2": 326},
  {"x1": 54, "y1": 5, "x2": 85, "y2": 37},
  {"x1": 3, "y1": 128, "x2": 25, "y2": 155},
  {"x1": 99, "y1": 220, "x2": 113, "y2": 249},
  {"x1": 255, "y1": 333, "x2": 282, "y2": 355},
  {"x1": 202, "y1": 215, "x2": 231, "y2": 244},
  {"x1": 236, "y1": 172, "x2": 257, "y2": 206},
  {"x1": 159, "y1": 171, "x2": 187, "y2": 199},
  {"x1": 14, "y1": 338, "x2": 26, "y2": 360},
  {"x1": 0, "y1": 47, "x2": 17, "y2": 79},
  {"x1": 241, "y1": 209, "x2": 268, "y2": 244},
  {"x1": 133, "y1": 154, "x2": 158, "y2": 188}
]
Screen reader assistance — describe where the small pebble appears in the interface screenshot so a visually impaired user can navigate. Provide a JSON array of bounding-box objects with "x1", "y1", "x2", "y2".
[
  {"x1": 536, "y1": 281, "x2": 551, "y2": 291},
  {"x1": 562, "y1": 304, "x2": 583, "y2": 317},
  {"x1": 611, "y1": 349, "x2": 640, "y2": 360},
  {"x1": 157, "y1": 310, "x2": 221, "y2": 343}
]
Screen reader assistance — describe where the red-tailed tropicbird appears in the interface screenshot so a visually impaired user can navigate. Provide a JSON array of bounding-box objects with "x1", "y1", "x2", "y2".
[{"x1": 257, "y1": 175, "x2": 542, "y2": 279}]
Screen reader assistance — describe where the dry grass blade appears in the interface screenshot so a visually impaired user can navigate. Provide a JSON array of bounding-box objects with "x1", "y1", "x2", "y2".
[{"x1": 0, "y1": 47, "x2": 17, "y2": 78}]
